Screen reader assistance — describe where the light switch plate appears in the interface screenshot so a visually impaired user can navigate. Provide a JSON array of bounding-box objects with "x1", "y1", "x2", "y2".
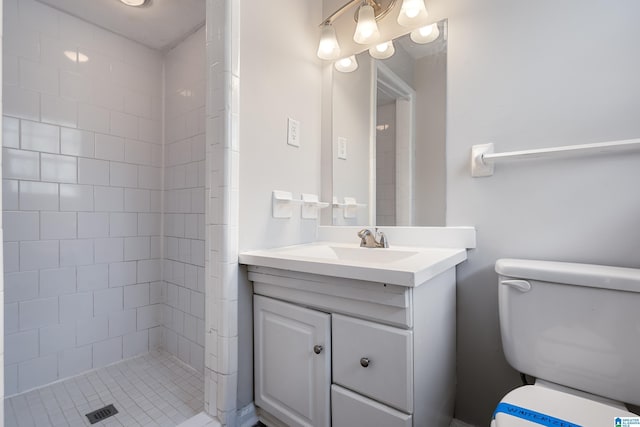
[
  {"x1": 337, "y1": 137, "x2": 347, "y2": 160},
  {"x1": 287, "y1": 118, "x2": 300, "y2": 147}
]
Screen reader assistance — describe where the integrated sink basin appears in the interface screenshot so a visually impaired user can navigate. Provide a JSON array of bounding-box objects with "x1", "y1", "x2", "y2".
[
  {"x1": 238, "y1": 242, "x2": 467, "y2": 287},
  {"x1": 273, "y1": 244, "x2": 420, "y2": 263}
]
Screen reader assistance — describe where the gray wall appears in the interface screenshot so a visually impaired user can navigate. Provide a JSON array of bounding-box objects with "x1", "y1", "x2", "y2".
[
  {"x1": 446, "y1": 0, "x2": 640, "y2": 424},
  {"x1": 415, "y1": 50, "x2": 446, "y2": 226},
  {"x1": 237, "y1": 0, "x2": 323, "y2": 409}
]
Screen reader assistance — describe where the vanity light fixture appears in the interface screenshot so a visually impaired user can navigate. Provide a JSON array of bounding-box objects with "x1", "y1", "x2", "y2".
[
  {"x1": 410, "y1": 22, "x2": 439, "y2": 44},
  {"x1": 334, "y1": 55, "x2": 359, "y2": 72},
  {"x1": 317, "y1": 0, "x2": 430, "y2": 71},
  {"x1": 119, "y1": 0, "x2": 151, "y2": 7},
  {"x1": 369, "y1": 40, "x2": 395, "y2": 59},
  {"x1": 397, "y1": 0, "x2": 428, "y2": 27},
  {"x1": 317, "y1": 0, "x2": 397, "y2": 59}
]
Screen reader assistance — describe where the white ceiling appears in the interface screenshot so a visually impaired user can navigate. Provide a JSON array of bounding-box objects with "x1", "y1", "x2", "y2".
[{"x1": 36, "y1": 0, "x2": 206, "y2": 51}]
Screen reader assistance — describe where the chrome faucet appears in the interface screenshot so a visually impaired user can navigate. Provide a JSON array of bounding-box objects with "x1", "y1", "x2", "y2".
[{"x1": 357, "y1": 228, "x2": 389, "y2": 248}]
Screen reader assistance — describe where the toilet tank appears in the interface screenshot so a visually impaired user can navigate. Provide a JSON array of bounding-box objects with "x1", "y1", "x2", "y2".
[{"x1": 496, "y1": 258, "x2": 640, "y2": 406}]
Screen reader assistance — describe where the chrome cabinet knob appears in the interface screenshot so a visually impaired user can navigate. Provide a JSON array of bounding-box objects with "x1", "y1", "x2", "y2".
[
  {"x1": 360, "y1": 357, "x2": 370, "y2": 368},
  {"x1": 313, "y1": 345, "x2": 323, "y2": 354}
]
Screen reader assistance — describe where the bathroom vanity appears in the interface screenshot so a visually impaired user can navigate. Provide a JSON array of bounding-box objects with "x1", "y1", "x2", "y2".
[{"x1": 240, "y1": 242, "x2": 468, "y2": 427}]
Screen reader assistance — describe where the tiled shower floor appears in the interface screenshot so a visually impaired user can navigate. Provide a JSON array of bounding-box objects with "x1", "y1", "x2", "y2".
[{"x1": 4, "y1": 350, "x2": 204, "y2": 427}]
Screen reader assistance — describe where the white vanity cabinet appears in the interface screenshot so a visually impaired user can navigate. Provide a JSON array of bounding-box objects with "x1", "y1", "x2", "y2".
[{"x1": 249, "y1": 265, "x2": 457, "y2": 427}]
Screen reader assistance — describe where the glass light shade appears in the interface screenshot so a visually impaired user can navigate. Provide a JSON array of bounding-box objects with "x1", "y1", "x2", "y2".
[
  {"x1": 317, "y1": 24, "x2": 341, "y2": 60},
  {"x1": 369, "y1": 41, "x2": 395, "y2": 59},
  {"x1": 353, "y1": 4, "x2": 380, "y2": 44},
  {"x1": 397, "y1": 0, "x2": 429, "y2": 27},
  {"x1": 410, "y1": 23, "x2": 440, "y2": 44},
  {"x1": 334, "y1": 55, "x2": 358, "y2": 73},
  {"x1": 120, "y1": 0, "x2": 148, "y2": 6}
]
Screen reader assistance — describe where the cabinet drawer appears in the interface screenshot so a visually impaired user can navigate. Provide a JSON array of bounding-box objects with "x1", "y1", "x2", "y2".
[
  {"x1": 331, "y1": 385, "x2": 412, "y2": 427},
  {"x1": 332, "y1": 314, "x2": 413, "y2": 413}
]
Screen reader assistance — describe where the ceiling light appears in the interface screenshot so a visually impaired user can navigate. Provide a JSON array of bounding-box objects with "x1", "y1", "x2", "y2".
[
  {"x1": 410, "y1": 23, "x2": 440, "y2": 44},
  {"x1": 119, "y1": 0, "x2": 150, "y2": 7},
  {"x1": 335, "y1": 55, "x2": 358, "y2": 73},
  {"x1": 397, "y1": 0, "x2": 428, "y2": 27},
  {"x1": 369, "y1": 40, "x2": 395, "y2": 59}
]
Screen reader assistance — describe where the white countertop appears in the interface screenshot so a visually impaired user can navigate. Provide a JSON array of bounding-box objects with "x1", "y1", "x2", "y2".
[{"x1": 238, "y1": 241, "x2": 468, "y2": 287}]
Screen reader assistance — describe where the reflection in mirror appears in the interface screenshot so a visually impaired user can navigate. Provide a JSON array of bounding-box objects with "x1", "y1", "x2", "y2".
[
  {"x1": 331, "y1": 54, "x2": 375, "y2": 226},
  {"x1": 328, "y1": 20, "x2": 447, "y2": 227}
]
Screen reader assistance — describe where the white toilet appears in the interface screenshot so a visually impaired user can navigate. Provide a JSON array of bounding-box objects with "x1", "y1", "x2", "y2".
[{"x1": 492, "y1": 258, "x2": 640, "y2": 426}]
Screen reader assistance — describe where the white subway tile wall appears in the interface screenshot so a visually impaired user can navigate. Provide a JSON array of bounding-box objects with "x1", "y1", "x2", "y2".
[
  {"x1": 2, "y1": 0, "x2": 164, "y2": 395},
  {"x1": 376, "y1": 103, "x2": 397, "y2": 226},
  {"x1": 204, "y1": 0, "x2": 240, "y2": 420},
  {"x1": 163, "y1": 27, "x2": 207, "y2": 375}
]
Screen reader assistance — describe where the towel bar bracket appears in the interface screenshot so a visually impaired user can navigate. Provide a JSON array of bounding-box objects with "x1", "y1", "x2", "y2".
[{"x1": 470, "y1": 143, "x2": 495, "y2": 177}]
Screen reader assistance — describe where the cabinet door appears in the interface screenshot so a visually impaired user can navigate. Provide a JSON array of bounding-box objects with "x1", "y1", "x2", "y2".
[{"x1": 254, "y1": 295, "x2": 331, "y2": 427}]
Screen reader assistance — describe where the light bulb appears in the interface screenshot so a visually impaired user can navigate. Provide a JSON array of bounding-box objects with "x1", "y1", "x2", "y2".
[
  {"x1": 317, "y1": 23, "x2": 341, "y2": 60},
  {"x1": 410, "y1": 23, "x2": 440, "y2": 44},
  {"x1": 369, "y1": 40, "x2": 395, "y2": 59},
  {"x1": 353, "y1": 3, "x2": 380, "y2": 44},
  {"x1": 397, "y1": 0, "x2": 428, "y2": 27},
  {"x1": 335, "y1": 55, "x2": 358, "y2": 73}
]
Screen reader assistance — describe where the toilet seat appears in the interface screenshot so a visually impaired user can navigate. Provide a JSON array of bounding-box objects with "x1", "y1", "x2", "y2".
[{"x1": 492, "y1": 385, "x2": 639, "y2": 427}]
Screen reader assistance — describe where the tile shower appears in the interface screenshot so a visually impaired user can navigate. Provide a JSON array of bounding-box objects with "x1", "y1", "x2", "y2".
[
  {"x1": 2, "y1": 0, "x2": 216, "y2": 423},
  {"x1": 4, "y1": 351, "x2": 204, "y2": 426}
]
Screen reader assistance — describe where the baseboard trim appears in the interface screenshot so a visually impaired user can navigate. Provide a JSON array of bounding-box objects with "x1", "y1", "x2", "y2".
[{"x1": 238, "y1": 402, "x2": 259, "y2": 427}]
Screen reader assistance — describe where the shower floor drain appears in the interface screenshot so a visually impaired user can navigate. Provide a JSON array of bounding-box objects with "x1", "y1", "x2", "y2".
[{"x1": 86, "y1": 404, "x2": 118, "y2": 424}]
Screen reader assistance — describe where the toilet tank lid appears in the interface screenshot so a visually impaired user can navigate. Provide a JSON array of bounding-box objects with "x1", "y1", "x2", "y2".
[{"x1": 495, "y1": 258, "x2": 640, "y2": 293}]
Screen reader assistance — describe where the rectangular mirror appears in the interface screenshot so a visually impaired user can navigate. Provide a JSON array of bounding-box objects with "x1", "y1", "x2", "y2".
[{"x1": 325, "y1": 19, "x2": 447, "y2": 226}]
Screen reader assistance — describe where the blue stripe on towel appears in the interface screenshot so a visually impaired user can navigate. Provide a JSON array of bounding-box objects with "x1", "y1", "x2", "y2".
[{"x1": 492, "y1": 402, "x2": 583, "y2": 427}]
